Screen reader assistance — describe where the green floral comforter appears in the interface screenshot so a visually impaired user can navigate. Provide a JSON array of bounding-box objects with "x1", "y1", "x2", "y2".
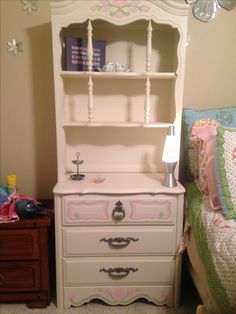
[{"x1": 186, "y1": 182, "x2": 236, "y2": 314}]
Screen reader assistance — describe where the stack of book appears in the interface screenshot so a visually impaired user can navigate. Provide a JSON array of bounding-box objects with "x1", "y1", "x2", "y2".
[{"x1": 65, "y1": 37, "x2": 106, "y2": 71}]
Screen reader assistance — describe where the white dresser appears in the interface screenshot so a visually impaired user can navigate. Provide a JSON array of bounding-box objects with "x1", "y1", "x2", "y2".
[
  {"x1": 54, "y1": 173, "x2": 185, "y2": 308},
  {"x1": 50, "y1": 0, "x2": 188, "y2": 309}
]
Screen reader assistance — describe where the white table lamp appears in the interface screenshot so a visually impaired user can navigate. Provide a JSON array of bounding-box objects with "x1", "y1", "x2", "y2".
[{"x1": 162, "y1": 126, "x2": 178, "y2": 187}]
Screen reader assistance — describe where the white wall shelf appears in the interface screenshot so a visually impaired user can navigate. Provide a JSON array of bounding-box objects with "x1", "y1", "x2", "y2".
[
  {"x1": 62, "y1": 122, "x2": 172, "y2": 128},
  {"x1": 61, "y1": 71, "x2": 177, "y2": 79}
]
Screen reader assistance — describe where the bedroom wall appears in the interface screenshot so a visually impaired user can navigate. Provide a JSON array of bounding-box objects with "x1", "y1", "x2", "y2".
[
  {"x1": 1, "y1": 0, "x2": 236, "y2": 199},
  {"x1": 184, "y1": 6, "x2": 236, "y2": 108}
]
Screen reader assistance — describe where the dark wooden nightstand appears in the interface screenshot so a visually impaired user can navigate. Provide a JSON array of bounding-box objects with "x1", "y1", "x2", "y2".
[{"x1": 0, "y1": 209, "x2": 54, "y2": 308}]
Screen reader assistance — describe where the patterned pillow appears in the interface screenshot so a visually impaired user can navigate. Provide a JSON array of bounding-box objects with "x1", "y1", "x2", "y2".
[
  {"x1": 182, "y1": 107, "x2": 236, "y2": 180},
  {"x1": 216, "y1": 127, "x2": 236, "y2": 219},
  {"x1": 183, "y1": 107, "x2": 236, "y2": 148},
  {"x1": 190, "y1": 119, "x2": 221, "y2": 210}
]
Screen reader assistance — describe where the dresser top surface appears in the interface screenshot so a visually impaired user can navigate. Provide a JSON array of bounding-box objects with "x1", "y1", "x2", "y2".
[
  {"x1": 53, "y1": 172, "x2": 185, "y2": 195},
  {"x1": 0, "y1": 209, "x2": 54, "y2": 230}
]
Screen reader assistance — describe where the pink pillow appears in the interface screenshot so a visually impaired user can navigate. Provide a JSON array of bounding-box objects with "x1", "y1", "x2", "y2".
[{"x1": 190, "y1": 119, "x2": 221, "y2": 210}]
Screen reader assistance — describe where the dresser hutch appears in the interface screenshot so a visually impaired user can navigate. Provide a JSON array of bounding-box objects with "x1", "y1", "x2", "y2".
[{"x1": 50, "y1": 0, "x2": 189, "y2": 309}]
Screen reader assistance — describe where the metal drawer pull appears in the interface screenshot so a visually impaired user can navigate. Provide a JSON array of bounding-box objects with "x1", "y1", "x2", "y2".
[
  {"x1": 0, "y1": 274, "x2": 5, "y2": 287},
  {"x1": 112, "y1": 201, "x2": 125, "y2": 222},
  {"x1": 99, "y1": 267, "x2": 138, "y2": 279},
  {"x1": 100, "y1": 237, "x2": 139, "y2": 248}
]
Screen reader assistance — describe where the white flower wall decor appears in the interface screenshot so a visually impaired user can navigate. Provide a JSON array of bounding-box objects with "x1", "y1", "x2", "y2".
[
  {"x1": 7, "y1": 39, "x2": 23, "y2": 56},
  {"x1": 22, "y1": 0, "x2": 38, "y2": 14},
  {"x1": 186, "y1": 0, "x2": 236, "y2": 22}
]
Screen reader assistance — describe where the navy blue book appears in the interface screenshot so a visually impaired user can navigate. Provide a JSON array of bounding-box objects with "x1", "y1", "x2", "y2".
[{"x1": 65, "y1": 37, "x2": 106, "y2": 71}]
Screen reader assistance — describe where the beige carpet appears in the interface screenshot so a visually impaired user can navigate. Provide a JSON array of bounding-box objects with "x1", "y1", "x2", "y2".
[{"x1": 0, "y1": 300, "x2": 198, "y2": 314}]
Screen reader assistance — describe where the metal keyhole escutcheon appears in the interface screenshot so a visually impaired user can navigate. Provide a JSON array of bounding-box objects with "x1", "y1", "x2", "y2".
[{"x1": 112, "y1": 201, "x2": 125, "y2": 222}]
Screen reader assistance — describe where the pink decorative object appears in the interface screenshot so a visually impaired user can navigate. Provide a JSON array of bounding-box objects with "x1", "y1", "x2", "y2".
[
  {"x1": 90, "y1": 0, "x2": 150, "y2": 18},
  {"x1": 91, "y1": 175, "x2": 106, "y2": 183}
]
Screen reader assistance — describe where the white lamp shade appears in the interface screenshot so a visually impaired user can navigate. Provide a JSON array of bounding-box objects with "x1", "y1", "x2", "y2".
[{"x1": 162, "y1": 135, "x2": 179, "y2": 162}]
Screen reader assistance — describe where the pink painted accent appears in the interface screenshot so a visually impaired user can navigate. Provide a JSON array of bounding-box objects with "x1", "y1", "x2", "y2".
[
  {"x1": 130, "y1": 200, "x2": 171, "y2": 220},
  {"x1": 110, "y1": 288, "x2": 130, "y2": 301},
  {"x1": 92, "y1": 287, "x2": 147, "y2": 302},
  {"x1": 115, "y1": 11, "x2": 124, "y2": 18},
  {"x1": 70, "y1": 286, "x2": 166, "y2": 306},
  {"x1": 102, "y1": 5, "x2": 110, "y2": 12},
  {"x1": 90, "y1": 5, "x2": 97, "y2": 11},
  {"x1": 140, "y1": 5, "x2": 149, "y2": 12},
  {"x1": 113, "y1": 0, "x2": 127, "y2": 7},
  {"x1": 129, "y1": 7, "x2": 137, "y2": 13},
  {"x1": 89, "y1": 0, "x2": 150, "y2": 18},
  {"x1": 67, "y1": 201, "x2": 109, "y2": 220}
]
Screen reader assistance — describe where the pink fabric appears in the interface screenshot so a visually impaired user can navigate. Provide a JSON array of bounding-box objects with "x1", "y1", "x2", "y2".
[
  {"x1": 190, "y1": 120, "x2": 221, "y2": 210},
  {"x1": 0, "y1": 195, "x2": 19, "y2": 222},
  {"x1": 205, "y1": 136, "x2": 221, "y2": 209},
  {"x1": 0, "y1": 192, "x2": 36, "y2": 222}
]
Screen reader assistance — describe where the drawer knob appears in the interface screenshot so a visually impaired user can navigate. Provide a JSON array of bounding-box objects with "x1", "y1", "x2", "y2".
[
  {"x1": 99, "y1": 267, "x2": 138, "y2": 279},
  {"x1": 100, "y1": 237, "x2": 139, "y2": 248},
  {"x1": 112, "y1": 201, "x2": 125, "y2": 222}
]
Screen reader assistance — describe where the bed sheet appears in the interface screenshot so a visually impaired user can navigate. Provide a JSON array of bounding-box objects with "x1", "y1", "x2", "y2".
[{"x1": 185, "y1": 182, "x2": 236, "y2": 314}]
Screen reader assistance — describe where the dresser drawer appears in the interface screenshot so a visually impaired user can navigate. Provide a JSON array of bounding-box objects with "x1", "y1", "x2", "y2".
[
  {"x1": 62, "y1": 195, "x2": 177, "y2": 226},
  {"x1": 0, "y1": 229, "x2": 39, "y2": 260},
  {"x1": 0, "y1": 261, "x2": 40, "y2": 291},
  {"x1": 63, "y1": 226, "x2": 176, "y2": 256},
  {"x1": 63, "y1": 257, "x2": 174, "y2": 285}
]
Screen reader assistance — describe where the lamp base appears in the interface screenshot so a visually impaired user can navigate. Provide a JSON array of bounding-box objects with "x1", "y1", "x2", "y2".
[{"x1": 162, "y1": 162, "x2": 177, "y2": 188}]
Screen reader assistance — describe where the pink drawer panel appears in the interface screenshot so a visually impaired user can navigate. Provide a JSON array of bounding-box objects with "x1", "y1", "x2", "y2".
[
  {"x1": 130, "y1": 199, "x2": 173, "y2": 220},
  {"x1": 66, "y1": 200, "x2": 109, "y2": 221},
  {"x1": 62, "y1": 195, "x2": 177, "y2": 225}
]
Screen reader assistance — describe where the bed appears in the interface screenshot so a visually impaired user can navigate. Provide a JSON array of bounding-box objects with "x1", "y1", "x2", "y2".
[{"x1": 181, "y1": 107, "x2": 236, "y2": 314}]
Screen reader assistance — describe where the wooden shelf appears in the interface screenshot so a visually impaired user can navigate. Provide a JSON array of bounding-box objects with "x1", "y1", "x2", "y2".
[
  {"x1": 61, "y1": 71, "x2": 177, "y2": 80},
  {"x1": 53, "y1": 172, "x2": 185, "y2": 195},
  {"x1": 62, "y1": 121, "x2": 172, "y2": 128}
]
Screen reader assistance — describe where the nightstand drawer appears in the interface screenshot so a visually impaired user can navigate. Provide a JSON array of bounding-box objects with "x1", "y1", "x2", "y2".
[
  {"x1": 0, "y1": 261, "x2": 40, "y2": 291},
  {"x1": 63, "y1": 195, "x2": 177, "y2": 226},
  {"x1": 0, "y1": 229, "x2": 39, "y2": 260},
  {"x1": 64, "y1": 257, "x2": 174, "y2": 285},
  {"x1": 63, "y1": 226, "x2": 176, "y2": 256}
]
